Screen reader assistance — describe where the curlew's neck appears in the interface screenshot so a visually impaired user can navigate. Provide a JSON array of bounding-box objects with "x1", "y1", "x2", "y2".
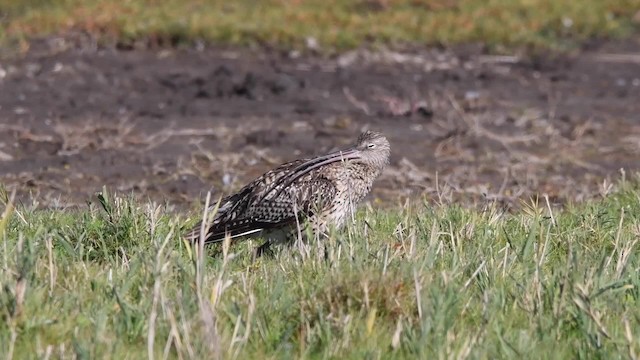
[{"x1": 342, "y1": 162, "x2": 383, "y2": 191}]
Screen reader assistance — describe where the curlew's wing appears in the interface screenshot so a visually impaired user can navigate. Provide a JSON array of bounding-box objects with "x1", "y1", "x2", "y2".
[{"x1": 184, "y1": 159, "x2": 337, "y2": 244}]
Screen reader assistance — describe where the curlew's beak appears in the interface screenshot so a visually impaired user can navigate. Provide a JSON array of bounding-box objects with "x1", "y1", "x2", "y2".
[
  {"x1": 297, "y1": 147, "x2": 361, "y2": 173},
  {"x1": 261, "y1": 147, "x2": 362, "y2": 201}
]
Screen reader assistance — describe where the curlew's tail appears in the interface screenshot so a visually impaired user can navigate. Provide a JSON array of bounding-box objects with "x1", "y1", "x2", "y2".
[
  {"x1": 183, "y1": 219, "x2": 265, "y2": 245},
  {"x1": 183, "y1": 200, "x2": 228, "y2": 245},
  {"x1": 183, "y1": 220, "x2": 212, "y2": 244}
]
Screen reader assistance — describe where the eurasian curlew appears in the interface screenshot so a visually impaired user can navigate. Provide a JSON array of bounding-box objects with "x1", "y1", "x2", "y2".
[{"x1": 185, "y1": 130, "x2": 390, "y2": 252}]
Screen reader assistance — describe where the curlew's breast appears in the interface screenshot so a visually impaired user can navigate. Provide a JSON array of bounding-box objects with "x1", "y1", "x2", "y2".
[{"x1": 321, "y1": 162, "x2": 379, "y2": 229}]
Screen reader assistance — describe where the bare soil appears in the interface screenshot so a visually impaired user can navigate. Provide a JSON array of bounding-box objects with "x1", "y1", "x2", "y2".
[{"x1": 1, "y1": 38, "x2": 640, "y2": 210}]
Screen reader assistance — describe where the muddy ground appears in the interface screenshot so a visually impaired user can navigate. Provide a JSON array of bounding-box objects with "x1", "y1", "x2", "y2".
[{"x1": 1, "y1": 38, "x2": 640, "y2": 211}]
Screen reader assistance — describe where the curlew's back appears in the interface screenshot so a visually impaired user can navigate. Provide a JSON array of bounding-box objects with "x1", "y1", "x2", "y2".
[{"x1": 185, "y1": 158, "x2": 337, "y2": 243}]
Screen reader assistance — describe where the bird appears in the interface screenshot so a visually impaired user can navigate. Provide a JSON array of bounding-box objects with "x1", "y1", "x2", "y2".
[{"x1": 184, "y1": 130, "x2": 390, "y2": 253}]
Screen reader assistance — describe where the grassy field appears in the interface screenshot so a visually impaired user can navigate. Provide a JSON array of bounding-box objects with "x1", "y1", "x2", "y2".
[
  {"x1": 1, "y1": 182, "x2": 639, "y2": 359},
  {"x1": 0, "y1": 0, "x2": 639, "y2": 51}
]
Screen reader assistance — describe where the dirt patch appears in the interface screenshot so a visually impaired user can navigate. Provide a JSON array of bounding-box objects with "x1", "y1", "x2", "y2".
[{"x1": 1, "y1": 39, "x2": 640, "y2": 210}]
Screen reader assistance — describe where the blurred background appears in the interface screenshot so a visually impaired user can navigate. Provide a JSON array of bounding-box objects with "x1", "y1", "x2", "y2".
[{"x1": 0, "y1": 0, "x2": 639, "y2": 209}]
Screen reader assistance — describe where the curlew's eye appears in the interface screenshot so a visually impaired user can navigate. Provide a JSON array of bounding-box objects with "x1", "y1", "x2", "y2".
[{"x1": 367, "y1": 143, "x2": 376, "y2": 149}]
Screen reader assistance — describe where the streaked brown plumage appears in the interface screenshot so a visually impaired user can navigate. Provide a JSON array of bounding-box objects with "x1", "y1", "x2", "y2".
[{"x1": 185, "y1": 131, "x2": 390, "y2": 249}]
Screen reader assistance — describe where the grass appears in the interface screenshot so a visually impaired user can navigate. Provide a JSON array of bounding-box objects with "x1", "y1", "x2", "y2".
[
  {"x1": 0, "y1": 181, "x2": 640, "y2": 359},
  {"x1": 0, "y1": 0, "x2": 639, "y2": 52}
]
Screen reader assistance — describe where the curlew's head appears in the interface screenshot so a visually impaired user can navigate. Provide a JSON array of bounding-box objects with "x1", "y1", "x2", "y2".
[{"x1": 352, "y1": 130, "x2": 391, "y2": 170}]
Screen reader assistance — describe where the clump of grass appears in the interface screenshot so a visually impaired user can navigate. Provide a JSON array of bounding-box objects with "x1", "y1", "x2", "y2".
[
  {"x1": 0, "y1": 0, "x2": 639, "y2": 52},
  {"x1": 0, "y1": 179, "x2": 639, "y2": 357}
]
